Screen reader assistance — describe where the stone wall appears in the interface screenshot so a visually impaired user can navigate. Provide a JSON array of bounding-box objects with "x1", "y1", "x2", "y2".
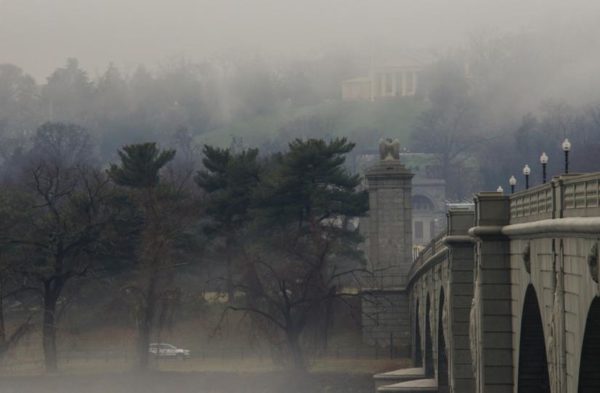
[{"x1": 361, "y1": 290, "x2": 410, "y2": 355}]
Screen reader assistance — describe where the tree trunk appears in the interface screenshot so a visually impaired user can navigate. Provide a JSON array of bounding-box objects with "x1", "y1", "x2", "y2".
[
  {"x1": 136, "y1": 271, "x2": 158, "y2": 371},
  {"x1": 0, "y1": 286, "x2": 6, "y2": 348},
  {"x1": 42, "y1": 289, "x2": 59, "y2": 373},
  {"x1": 136, "y1": 316, "x2": 152, "y2": 370},
  {"x1": 287, "y1": 330, "x2": 306, "y2": 371},
  {"x1": 226, "y1": 256, "x2": 235, "y2": 303},
  {"x1": 225, "y1": 237, "x2": 235, "y2": 303}
]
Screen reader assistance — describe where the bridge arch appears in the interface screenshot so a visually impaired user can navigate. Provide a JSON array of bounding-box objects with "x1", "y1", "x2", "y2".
[
  {"x1": 517, "y1": 285, "x2": 550, "y2": 393},
  {"x1": 425, "y1": 294, "x2": 434, "y2": 377},
  {"x1": 414, "y1": 299, "x2": 423, "y2": 367},
  {"x1": 437, "y1": 287, "x2": 449, "y2": 392},
  {"x1": 577, "y1": 296, "x2": 600, "y2": 392}
]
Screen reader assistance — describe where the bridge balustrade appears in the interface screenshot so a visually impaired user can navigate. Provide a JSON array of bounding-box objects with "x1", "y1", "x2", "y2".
[
  {"x1": 510, "y1": 172, "x2": 600, "y2": 223},
  {"x1": 562, "y1": 173, "x2": 600, "y2": 216},
  {"x1": 408, "y1": 232, "x2": 448, "y2": 283},
  {"x1": 510, "y1": 183, "x2": 553, "y2": 222}
]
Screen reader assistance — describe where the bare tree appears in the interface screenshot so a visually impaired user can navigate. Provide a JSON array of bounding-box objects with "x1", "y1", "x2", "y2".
[
  {"x1": 220, "y1": 138, "x2": 368, "y2": 370},
  {"x1": 0, "y1": 191, "x2": 35, "y2": 356},
  {"x1": 4, "y1": 123, "x2": 120, "y2": 372}
]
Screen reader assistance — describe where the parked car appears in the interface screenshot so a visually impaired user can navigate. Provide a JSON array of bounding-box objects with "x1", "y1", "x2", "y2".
[{"x1": 149, "y1": 343, "x2": 191, "y2": 359}]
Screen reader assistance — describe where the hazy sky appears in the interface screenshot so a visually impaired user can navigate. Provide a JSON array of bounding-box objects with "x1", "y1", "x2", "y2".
[{"x1": 0, "y1": 0, "x2": 598, "y2": 80}]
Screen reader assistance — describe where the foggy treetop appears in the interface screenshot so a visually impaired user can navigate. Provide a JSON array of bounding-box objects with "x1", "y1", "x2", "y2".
[{"x1": 2, "y1": 1, "x2": 600, "y2": 199}]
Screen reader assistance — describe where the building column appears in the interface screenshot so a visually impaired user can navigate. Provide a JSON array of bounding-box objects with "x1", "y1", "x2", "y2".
[{"x1": 402, "y1": 71, "x2": 407, "y2": 96}]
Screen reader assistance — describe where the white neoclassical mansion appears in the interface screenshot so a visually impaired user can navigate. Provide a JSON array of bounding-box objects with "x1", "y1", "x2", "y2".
[{"x1": 342, "y1": 54, "x2": 429, "y2": 101}]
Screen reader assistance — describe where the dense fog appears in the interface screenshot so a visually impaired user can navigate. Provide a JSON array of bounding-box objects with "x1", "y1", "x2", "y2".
[
  {"x1": 1, "y1": 1, "x2": 600, "y2": 392},
  {"x1": 2, "y1": 0, "x2": 598, "y2": 79}
]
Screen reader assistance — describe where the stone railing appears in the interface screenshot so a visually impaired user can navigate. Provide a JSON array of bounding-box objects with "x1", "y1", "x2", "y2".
[
  {"x1": 509, "y1": 183, "x2": 553, "y2": 223},
  {"x1": 510, "y1": 172, "x2": 600, "y2": 223},
  {"x1": 562, "y1": 173, "x2": 600, "y2": 217},
  {"x1": 408, "y1": 231, "x2": 448, "y2": 283}
]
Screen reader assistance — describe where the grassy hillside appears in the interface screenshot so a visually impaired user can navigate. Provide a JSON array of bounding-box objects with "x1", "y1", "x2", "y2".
[{"x1": 196, "y1": 98, "x2": 427, "y2": 149}]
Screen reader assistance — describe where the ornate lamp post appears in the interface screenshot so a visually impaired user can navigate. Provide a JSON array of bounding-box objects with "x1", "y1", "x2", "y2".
[
  {"x1": 540, "y1": 152, "x2": 548, "y2": 183},
  {"x1": 509, "y1": 175, "x2": 517, "y2": 194},
  {"x1": 562, "y1": 138, "x2": 571, "y2": 174},
  {"x1": 523, "y1": 164, "x2": 531, "y2": 189}
]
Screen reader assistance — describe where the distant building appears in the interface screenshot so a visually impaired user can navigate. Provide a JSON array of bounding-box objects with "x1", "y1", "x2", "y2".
[
  {"x1": 341, "y1": 77, "x2": 372, "y2": 101},
  {"x1": 411, "y1": 178, "x2": 446, "y2": 246},
  {"x1": 342, "y1": 55, "x2": 429, "y2": 101}
]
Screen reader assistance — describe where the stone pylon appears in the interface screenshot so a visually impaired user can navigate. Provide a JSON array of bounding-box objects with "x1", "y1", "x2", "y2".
[{"x1": 361, "y1": 138, "x2": 414, "y2": 354}]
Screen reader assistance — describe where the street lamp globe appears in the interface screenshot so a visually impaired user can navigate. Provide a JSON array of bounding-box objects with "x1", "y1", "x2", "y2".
[
  {"x1": 523, "y1": 164, "x2": 531, "y2": 189},
  {"x1": 497, "y1": 186, "x2": 504, "y2": 193},
  {"x1": 540, "y1": 152, "x2": 549, "y2": 183},
  {"x1": 509, "y1": 175, "x2": 517, "y2": 193},
  {"x1": 562, "y1": 138, "x2": 572, "y2": 174}
]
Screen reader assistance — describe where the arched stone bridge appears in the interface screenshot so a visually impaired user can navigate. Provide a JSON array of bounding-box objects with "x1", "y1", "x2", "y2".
[{"x1": 374, "y1": 172, "x2": 600, "y2": 393}]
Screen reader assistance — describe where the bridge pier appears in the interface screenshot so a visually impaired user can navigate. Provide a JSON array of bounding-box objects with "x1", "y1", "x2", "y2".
[
  {"x1": 443, "y1": 208, "x2": 476, "y2": 393},
  {"x1": 361, "y1": 142, "x2": 414, "y2": 352},
  {"x1": 470, "y1": 192, "x2": 513, "y2": 393}
]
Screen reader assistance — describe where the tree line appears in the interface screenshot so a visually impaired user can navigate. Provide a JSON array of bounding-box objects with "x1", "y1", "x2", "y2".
[
  {"x1": 4, "y1": 31, "x2": 600, "y2": 203},
  {"x1": 0, "y1": 122, "x2": 368, "y2": 372},
  {"x1": 0, "y1": 55, "x2": 358, "y2": 163},
  {"x1": 410, "y1": 31, "x2": 600, "y2": 199}
]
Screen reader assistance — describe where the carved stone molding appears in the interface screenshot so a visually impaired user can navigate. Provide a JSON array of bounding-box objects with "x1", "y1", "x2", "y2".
[
  {"x1": 522, "y1": 242, "x2": 531, "y2": 274},
  {"x1": 548, "y1": 249, "x2": 566, "y2": 393},
  {"x1": 587, "y1": 242, "x2": 599, "y2": 283},
  {"x1": 378, "y1": 138, "x2": 401, "y2": 161},
  {"x1": 469, "y1": 297, "x2": 479, "y2": 375}
]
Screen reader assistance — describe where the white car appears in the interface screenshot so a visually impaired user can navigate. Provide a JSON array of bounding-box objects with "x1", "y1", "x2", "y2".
[{"x1": 149, "y1": 343, "x2": 191, "y2": 359}]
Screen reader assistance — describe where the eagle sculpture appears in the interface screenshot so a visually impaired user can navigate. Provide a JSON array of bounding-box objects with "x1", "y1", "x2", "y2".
[{"x1": 379, "y1": 138, "x2": 401, "y2": 161}]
